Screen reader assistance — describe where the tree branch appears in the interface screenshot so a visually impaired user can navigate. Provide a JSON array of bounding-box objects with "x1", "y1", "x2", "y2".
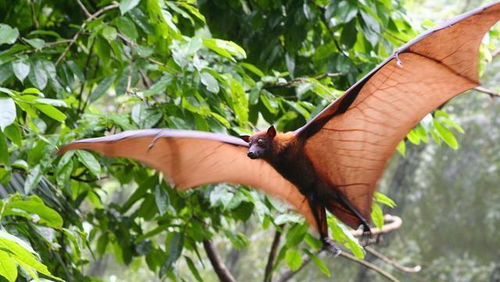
[
  {"x1": 351, "y1": 214, "x2": 402, "y2": 238},
  {"x1": 493, "y1": 48, "x2": 500, "y2": 59},
  {"x1": 277, "y1": 215, "x2": 403, "y2": 282},
  {"x1": 264, "y1": 225, "x2": 284, "y2": 282},
  {"x1": 263, "y1": 72, "x2": 342, "y2": 90},
  {"x1": 339, "y1": 252, "x2": 400, "y2": 282},
  {"x1": 76, "y1": 40, "x2": 95, "y2": 116},
  {"x1": 76, "y1": 0, "x2": 91, "y2": 18},
  {"x1": 474, "y1": 86, "x2": 500, "y2": 98},
  {"x1": 365, "y1": 247, "x2": 421, "y2": 273},
  {"x1": 202, "y1": 240, "x2": 236, "y2": 282},
  {"x1": 56, "y1": 1, "x2": 120, "y2": 65}
]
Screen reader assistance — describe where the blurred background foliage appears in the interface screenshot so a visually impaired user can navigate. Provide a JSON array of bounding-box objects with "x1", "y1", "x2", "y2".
[{"x1": 0, "y1": 0, "x2": 498, "y2": 281}]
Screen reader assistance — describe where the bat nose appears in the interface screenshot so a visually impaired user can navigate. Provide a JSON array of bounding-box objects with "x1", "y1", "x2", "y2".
[{"x1": 247, "y1": 151, "x2": 257, "y2": 159}]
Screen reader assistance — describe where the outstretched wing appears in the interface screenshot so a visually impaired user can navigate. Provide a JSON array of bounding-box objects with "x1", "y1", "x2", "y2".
[
  {"x1": 296, "y1": 3, "x2": 500, "y2": 228},
  {"x1": 59, "y1": 129, "x2": 316, "y2": 229}
]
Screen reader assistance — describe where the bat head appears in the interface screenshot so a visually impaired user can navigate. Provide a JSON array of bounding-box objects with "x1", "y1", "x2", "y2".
[{"x1": 240, "y1": 126, "x2": 276, "y2": 160}]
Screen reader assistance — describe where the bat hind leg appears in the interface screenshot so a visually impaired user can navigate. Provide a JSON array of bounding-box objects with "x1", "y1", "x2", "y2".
[{"x1": 307, "y1": 195, "x2": 342, "y2": 256}]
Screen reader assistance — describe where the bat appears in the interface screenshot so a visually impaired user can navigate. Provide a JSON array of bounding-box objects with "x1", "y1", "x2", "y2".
[{"x1": 59, "y1": 3, "x2": 500, "y2": 254}]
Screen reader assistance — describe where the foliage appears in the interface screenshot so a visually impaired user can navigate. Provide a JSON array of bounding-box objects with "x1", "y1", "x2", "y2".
[{"x1": 0, "y1": 0, "x2": 495, "y2": 281}]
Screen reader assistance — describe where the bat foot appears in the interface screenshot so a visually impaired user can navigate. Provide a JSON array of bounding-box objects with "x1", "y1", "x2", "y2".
[
  {"x1": 360, "y1": 224, "x2": 372, "y2": 246},
  {"x1": 321, "y1": 238, "x2": 342, "y2": 257}
]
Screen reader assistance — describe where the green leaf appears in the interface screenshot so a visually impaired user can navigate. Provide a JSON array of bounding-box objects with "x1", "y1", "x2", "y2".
[
  {"x1": 0, "y1": 250, "x2": 18, "y2": 282},
  {"x1": 202, "y1": 38, "x2": 246, "y2": 61},
  {"x1": 88, "y1": 75, "x2": 116, "y2": 103},
  {"x1": 154, "y1": 185, "x2": 169, "y2": 216},
  {"x1": 0, "y1": 130, "x2": 8, "y2": 165},
  {"x1": 285, "y1": 223, "x2": 308, "y2": 247},
  {"x1": 161, "y1": 232, "x2": 184, "y2": 277},
  {"x1": 24, "y1": 164, "x2": 41, "y2": 193},
  {"x1": 34, "y1": 104, "x2": 66, "y2": 122},
  {"x1": 12, "y1": 60, "x2": 30, "y2": 82},
  {"x1": 143, "y1": 74, "x2": 172, "y2": 96},
  {"x1": 116, "y1": 16, "x2": 139, "y2": 40},
  {"x1": 24, "y1": 38, "x2": 45, "y2": 49},
  {"x1": 341, "y1": 20, "x2": 357, "y2": 48},
  {"x1": 120, "y1": 0, "x2": 141, "y2": 15},
  {"x1": 37, "y1": 98, "x2": 67, "y2": 107},
  {"x1": 28, "y1": 61, "x2": 48, "y2": 89},
  {"x1": 0, "y1": 230, "x2": 62, "y2": 281},
  {"x1": 76, "y1": 150, "x2": 101, "y2": 177},
  {"x1": 4, "y1": 124, "x2": 21, "y2": 146},
  {"x1": 329, "y1": 217, "x2": 365, "y2": 258},
  {"x1": 371, "y1": 202, "x2": 384, "y2": 229},
  {"x1": 434, "y1": 120, "x2": 459, "y2": 149},
  {"x1": 101, "y1": 26, "x2": 118, "y2": 42},
  {"x1": 0, "y1": 24, "x2": 19, "y2": 45},
  {"x1": 3, "y1": 195, "x2": 64, "y2": 228},
  {"x1": 184, "y1": 256, "x2": 203, "y2": 282},
  {"x1": 285, "y1": 249, "x2": 302, "y2": 271},
  {"x1": 374, "y1": 192, "x2": 396, "y2": 208},
  {"x1": 177, "y1": 2, "x2": 206, "y2": 23},
  {"x1": 240, "y1": 63, "x2": 264, "y2": 77},
  {"x1": 396, "y1": 140, "x2": 406, "y2": 156},
  {"x1": 307, "y1": 250, "x2": 331, "y2": 277},
  {"x1": 200, "y1": 72, "x2": 219, "y2": 93},
  {"x1": 0, "y1": 97, "x2": 16, "y2": 131}
]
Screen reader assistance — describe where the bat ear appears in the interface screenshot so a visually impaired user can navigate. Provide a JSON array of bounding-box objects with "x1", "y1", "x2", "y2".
[
  {"x1": 267, "y1": 125, "x2": 276, "y2": 138},
  {"x1": 240, "y1": 135, "x2": 250, "y2": 142}
]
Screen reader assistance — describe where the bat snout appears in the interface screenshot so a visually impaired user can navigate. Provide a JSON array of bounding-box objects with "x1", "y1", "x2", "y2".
[{"x1": 247, "y1": 151, "x2": 258, "y2": 159}]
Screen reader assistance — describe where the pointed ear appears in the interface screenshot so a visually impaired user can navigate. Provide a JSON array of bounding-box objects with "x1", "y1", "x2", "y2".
[
  {"x1": 267, "y1": 125, "x2": 276, "y2": 138},
  {"x1": 240, "y1": 135, "x2": 250, "y2": 143}
]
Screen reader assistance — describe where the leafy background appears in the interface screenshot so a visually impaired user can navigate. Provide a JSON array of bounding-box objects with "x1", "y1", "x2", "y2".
[{"x1": 0, "y1": 0, "x2": 498, "y2": 281}]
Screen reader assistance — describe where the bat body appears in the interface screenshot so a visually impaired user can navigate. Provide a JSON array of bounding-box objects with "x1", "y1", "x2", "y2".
[
  {"x1": 242, "y1": 127, "x2": 370, "y2": 253},
  {"x1": 59, "y1": 3, "x2": 500, "y2": 253}
]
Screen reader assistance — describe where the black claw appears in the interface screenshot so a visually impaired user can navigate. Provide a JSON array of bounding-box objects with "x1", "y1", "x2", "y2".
[
  {"x1": 360, "y1": 225, "x2": 373, "y2": 246},
  {"x1": 321, "y1": 238, "x2": 342, "y2": 257}
]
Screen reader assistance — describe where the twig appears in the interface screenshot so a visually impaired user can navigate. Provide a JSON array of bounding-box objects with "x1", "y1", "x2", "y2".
[
  {"x1": 202, "y1": 240, "x2": 236, "y2": 282},
  {"x1": 365, "y1": 247, "x2": 421, "y2": 273},
  {"x1": 339, "y1": 252, "x2": 400, "y2": 282},
  {"x1": 264, "y1": 72, "x2": 342, "y2": 90},
  {"x1": 351, "y1": 214, "x2": 402, "y2": 237},
  {"x1": 493, "y1": 48, "x2": 500, "y2": 59},
  {"x1": 0, "y1": 164, "x2": 100, "y2": 183},
  {"x1": 474, "y1": 86, "x2": 500, "y2": 98},
  {"x1": 55, "y1": 1, "x2": 120, "y2": 65},
  {"x1": 277, "y1": 215, "x2": 403, "y2": 282},
  {"x1": 264, "y1": 225, "x2": 284, "y2": 282},
  {"x1": 117, "y1": 33, "x2": 136, "y2": 47},
  {"x1": 76, "y1": 0, "x2": 91, "y2": 18},
  {"x1": 30, "y1": 0, "x2": 39, "y2": 29},
  {"x1": 126, "y1": 66, "x2": 133, "y2": 94},
  {"x1": 139, "y1": 70, "x2": 152, "y2": 88},
  {"x1": 20, "y1": 39, "x2": 72, "y2": 55},
  {"x1": 278, "y1": 248, "x2": 400, "y2": 282},
  {"x1": 76, "y1": 40, "x2": 95, "y2": 116}
]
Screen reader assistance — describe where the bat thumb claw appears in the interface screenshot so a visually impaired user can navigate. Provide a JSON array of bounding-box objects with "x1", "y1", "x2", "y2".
[
  {"x1": 394, "y1": 51, "x2": 403, "y2": 67},
  {"x1": 148, "y1": 135, "x2": 161, "y2": 151}
]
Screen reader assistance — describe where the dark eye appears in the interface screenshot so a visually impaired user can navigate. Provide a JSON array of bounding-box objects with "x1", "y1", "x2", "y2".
[{"x1": 257, "y1": 139, "x2": 265, "y2": 146}]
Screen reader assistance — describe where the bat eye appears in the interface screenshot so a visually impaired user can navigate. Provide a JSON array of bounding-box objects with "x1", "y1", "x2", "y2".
[{"x1": 257, "y1": 139, "x2": 265, "y2": 146}]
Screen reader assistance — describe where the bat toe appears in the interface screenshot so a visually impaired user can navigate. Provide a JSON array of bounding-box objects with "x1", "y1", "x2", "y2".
[{"x1": 322, "y1": 238, "x2": 342, "y2": 257}]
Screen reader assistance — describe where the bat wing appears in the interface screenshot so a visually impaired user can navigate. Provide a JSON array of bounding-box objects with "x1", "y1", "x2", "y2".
[
  {"x1": 59, "y1": 129, "x2": 316, "y2": 229},
  {"x1": 296, "y1": 3, "x2": 500, "y2": 229}
]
